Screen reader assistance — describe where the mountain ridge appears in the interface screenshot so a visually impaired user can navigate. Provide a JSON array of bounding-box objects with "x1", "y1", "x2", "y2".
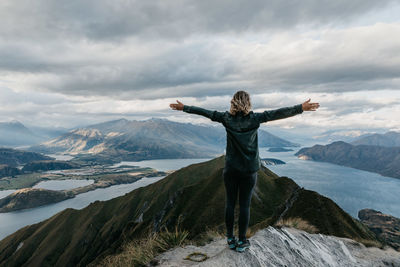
[
  {"x1": 0, "y1": 156, "x2": 379, "y2": 267},
  {"x1": 295, "y1": 141, "x2": 400, "y2": 179},
  {"x1": 30, "y1": 118, "x2": 298, "y2": 162},
  {"x1": 352, "y1": 131, "x2": 400, "y2": 147},
  {"x1": 0, "y1": 121, "x2": 67, "y2": 147}
]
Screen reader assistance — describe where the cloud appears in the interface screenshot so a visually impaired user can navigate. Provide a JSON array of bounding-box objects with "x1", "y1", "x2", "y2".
[
  {"x1": 2, "y1": 84, "x2": 399, "y2": 133},
  {"x1": 1, "y1": 0, "x2": 400, "y2": 132},
  {"x1": 0, "y1": 0, "x2": 395, "y2": 41},
  {"x1": 2, "y1": 23, "x2": 400, "y2": 100}
]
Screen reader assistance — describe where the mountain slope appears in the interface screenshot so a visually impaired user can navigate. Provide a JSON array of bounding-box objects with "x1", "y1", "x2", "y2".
[
  {"x1": 0, "y1": 156, "x2": 378, "y2": 267},
  {"x1": 0, "y1": 148, "x2": 52, "y2": 168},
  {"x1": 296, "y1": 141, "x2": 400, "y2": 179},
  {"x1": 30, "y1": 118, "x2": 298, "y2": 162},
  {"x1": 352, "y1": 131, "x2": 400, "y2": 147},
  {"x1": 359, "y1": 209, "x2": 400, "y2": 251},
  {"x1": 0, "y1": 121, "x2": 43, "y2": 147}
]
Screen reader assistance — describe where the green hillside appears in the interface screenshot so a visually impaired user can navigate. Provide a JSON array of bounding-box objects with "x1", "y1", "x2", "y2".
[{"x1": 0, "y1": 156, "x2": 377, "y2": 267}]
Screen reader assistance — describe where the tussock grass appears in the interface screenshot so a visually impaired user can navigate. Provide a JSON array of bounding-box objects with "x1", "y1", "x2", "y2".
[
  {"x1": 189, "y1": 226, "x2": 225, "y2": 246},
  {"x1": 155, "y1": 224, "x2": 189, "y2": 252},
  {"x1": 275, "y1": 217, "x2": 319, "y2": 234},
  {"x1": 352, "y1": 237, "x2": 384, "y2": 249},
  {"x1": 98, "y1": 220, "x2": 189, "y2": 267},
  {"x1": 99, "y1": 234, "x2": 158, "y2": 267}
]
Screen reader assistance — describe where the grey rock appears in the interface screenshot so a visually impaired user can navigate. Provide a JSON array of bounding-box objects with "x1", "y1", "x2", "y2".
[{"x1": 154, "y1": 226, "x2": 400, "y2": 267}]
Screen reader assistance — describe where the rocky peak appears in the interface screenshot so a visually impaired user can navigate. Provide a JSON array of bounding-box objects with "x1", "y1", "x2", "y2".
[{"x1": 154, "y1": 226, "x2": 400, "y2": 267}]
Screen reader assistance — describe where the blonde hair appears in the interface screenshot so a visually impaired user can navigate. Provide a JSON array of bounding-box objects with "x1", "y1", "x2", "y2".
[{"x1": 230, "y1": 90, "x2": 251, "y2": 115}]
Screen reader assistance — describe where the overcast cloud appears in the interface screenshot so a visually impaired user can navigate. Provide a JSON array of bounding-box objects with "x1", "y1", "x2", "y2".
[{"x1": 0, "y1": 0, "x2": 399, "y2": 133}]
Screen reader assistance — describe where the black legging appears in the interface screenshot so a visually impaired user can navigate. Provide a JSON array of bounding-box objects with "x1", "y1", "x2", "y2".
[{"x1": 223, "y1": 167, "x2": 257, "y2": 241}]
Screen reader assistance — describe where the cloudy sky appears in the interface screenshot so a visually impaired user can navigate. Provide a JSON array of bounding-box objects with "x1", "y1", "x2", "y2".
[{"x1": 1, "y1": 0, "x2": 399, "y2": 136}]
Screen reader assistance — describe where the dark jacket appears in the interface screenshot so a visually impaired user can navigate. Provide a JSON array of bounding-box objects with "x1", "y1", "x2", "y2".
[{"x1": 183, "y1": 104, "x2": 303, "y2": 173}]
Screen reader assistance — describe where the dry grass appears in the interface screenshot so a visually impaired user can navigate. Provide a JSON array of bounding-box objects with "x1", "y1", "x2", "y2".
[
  {"x1": 189, "y1": 226, "x2": 225, "y2": 246},
  {"x1": 352, "y1": 237, "x2": 384, "y2": 249},
  {"x1": 275, "y1": 217, "x2": 319, "y2": 234},
  {"x1": 97, "y1": 222, "x2": 189, "y2": 267},
  {"x1": 155, "y1": 224, "x2": 189, "y2": 252}
]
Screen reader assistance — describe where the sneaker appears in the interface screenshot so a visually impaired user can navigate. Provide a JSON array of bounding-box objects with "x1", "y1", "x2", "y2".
[
  {"x1": 236, "y1": 239, "x2": 250, "y2": 252},
  {"x1": 227, "y1": 236, "x2": 237, "y2": 250}
]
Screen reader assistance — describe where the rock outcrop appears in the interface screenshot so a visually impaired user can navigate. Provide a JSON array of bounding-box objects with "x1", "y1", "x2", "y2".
[
  {"x1": 154, "y1": 226, "x2": 400, "y2": 267},
  {"x1": 359, "y1": 209, "x2": 400, "y2": 251}
]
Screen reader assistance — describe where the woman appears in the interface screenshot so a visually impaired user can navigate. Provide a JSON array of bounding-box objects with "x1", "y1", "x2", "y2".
[{"x1": 169, "y1": 91, "x2": 319, "y2": 252}]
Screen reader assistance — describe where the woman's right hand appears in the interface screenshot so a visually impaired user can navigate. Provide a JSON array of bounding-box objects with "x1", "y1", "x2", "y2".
[{"x1": 169, "y1": 100, "x2": 184, "y2": 111}]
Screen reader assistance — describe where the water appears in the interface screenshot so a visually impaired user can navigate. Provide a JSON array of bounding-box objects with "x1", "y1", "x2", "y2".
[
  {"x1": 112, "y1": 158, "x2": 213, "y2": 171},
  {"x1": 33, "y1": 179, "x2": 95, "y2": 190},
  {"x1": 46, "y1": 154, "x2": 74, "y2": 161},
  {"x1": 0, "y1": 176, "x2": 165, "y2": 240},
  {"x1": 0, "y1": 190, "x2": 16, "y2": 199},
  {"x1": 259, "y1": 149, "x2": 400, "y2": 219}
]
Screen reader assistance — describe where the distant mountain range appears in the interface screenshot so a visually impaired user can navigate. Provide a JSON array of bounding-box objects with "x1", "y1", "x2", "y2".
[
  {"x1": 0, "y1": 156, "x2": 379, "y2": 266},
  {"x1": 30, "y1": 118, "x2": 298, "y2": 162},
  {"x1": 296, "y1": 141, "x2": 400, "y2": 179},
  {"x1": 351, "y1": 131, "x2": 400, "y2": 147},
  {"x1": 0, "y1": 121, "x2": 41, "y2": 147},
  {"x1": 0, "y1": 120, "x2": 67, "y2": 147}
]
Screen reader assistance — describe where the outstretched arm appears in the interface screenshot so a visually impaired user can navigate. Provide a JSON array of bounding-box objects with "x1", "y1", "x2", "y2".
[
  {"x1": 256, "y1": 99, "x2": 319, "y2": 123},
  {"x1": 169, "y1": 100, "x2": 224, "y2": 123}
]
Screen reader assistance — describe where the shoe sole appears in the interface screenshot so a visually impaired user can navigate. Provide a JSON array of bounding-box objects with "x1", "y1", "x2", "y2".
[{"x1": 236, "y1": 247, "x2": 249, "y2": 252}]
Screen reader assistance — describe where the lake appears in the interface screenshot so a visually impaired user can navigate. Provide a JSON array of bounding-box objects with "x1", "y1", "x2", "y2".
[
  {"x1": 258, "y1": 149, "x2": 400, "y2": 219},
  {"x1": 0, "y1": 190, "x2": 16, "y2": 199},
  {"x1": 46, "y1": 154, "x2": 74, "y2": 161},
  {"x1": 0, "y1": 176, "x2": 165, "y2": 240},
  {"x1": 112, "y1": 158, "x2": 212, "y2": 171}
]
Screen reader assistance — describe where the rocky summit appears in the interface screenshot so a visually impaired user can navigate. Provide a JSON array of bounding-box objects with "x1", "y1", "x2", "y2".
[{"x1": 154, "y1": 226, "x2": 400, "y2": 267}]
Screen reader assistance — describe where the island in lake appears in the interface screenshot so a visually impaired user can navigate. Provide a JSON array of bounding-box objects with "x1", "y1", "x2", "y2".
[{"x1": 267, "y1": 147, "x2": 294, "y2": 152}]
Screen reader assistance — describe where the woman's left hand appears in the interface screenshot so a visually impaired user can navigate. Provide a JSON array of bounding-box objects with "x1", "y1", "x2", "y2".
[{"x1": 302, "y1": 99, "x2": 320, "y2": 111}]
